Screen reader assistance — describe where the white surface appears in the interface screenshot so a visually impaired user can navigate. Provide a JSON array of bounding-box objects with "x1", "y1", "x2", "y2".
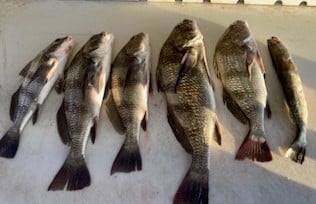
[{"x1": 0, "y1": 1, "x2": 316, "y2": 204}]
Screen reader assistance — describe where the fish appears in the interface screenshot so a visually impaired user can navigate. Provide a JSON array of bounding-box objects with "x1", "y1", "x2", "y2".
[
  {"x1": 48, "y1": 32, "x2": 114, "y2": 191},
  {"x1": 0, "y1": 36, "x2": 74, "y2": 158},
  {"x1": 106, "y1": 32, "x2": 151, "y2": 175},
  {"x1": 213, "y1": 20, "x2": 272, "y2": 162},
  {"x1": 267, "y1": 36, "x2": 308, "y2": 164},
  {"x1": 157, "y1": 19, "x2": 222, "y2": 204}
]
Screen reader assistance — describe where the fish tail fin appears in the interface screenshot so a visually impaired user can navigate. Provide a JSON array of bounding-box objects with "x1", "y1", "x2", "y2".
[
  {"x1": 110, "y1": 140, "x2": 142, "y2": 175},
  {"x1": 48, "y1": 155, "x2": 91, "y2": 191},
  {"x1": 173, "y1": 167, "x2": 209, "y2": 204},
  {"x1": 285, "y1": 129, "x2": 307, "y2": 164},
  {"x1": 236, "y1": 133, "x2": 272, "y2": 162},
  {"x1": 0, "y1": 128, "x2": 20, "y2": 158}
]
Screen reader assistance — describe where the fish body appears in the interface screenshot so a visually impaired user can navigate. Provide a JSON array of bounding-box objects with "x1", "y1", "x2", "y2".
[
  {"x1": 213, "y1": 20, "x2": 272, "y2": 162},
  {"x1": 48, "y1": 32, "x2": 114, "y2": 191},
  {"x1": 268, "y1": 36, "x2": 308, "y2": 164},
  {"x1": 108, "y1": 32, "x2": 150, "y2": 174},
  {"x1": 0, "y1": 36, "x2": 74, "y2": 158},
  {"x1": 157, "y1": 19, "x2": 222, "y2": 204}
]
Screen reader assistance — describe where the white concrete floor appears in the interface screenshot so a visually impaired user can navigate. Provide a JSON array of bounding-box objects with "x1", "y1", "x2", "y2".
[{"x1": 0, "y1": 1, "x2": 316, "y2": 204}]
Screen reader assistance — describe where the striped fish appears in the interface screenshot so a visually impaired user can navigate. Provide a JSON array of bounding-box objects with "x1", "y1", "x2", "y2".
[{"x1": 48, "y1": 32, "x2": 114, "y2": 191}]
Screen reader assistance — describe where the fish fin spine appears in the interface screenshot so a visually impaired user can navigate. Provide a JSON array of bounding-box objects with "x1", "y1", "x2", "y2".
[
  {"x1": 48, "y1": 156, "x2": 91, "y2": 191},
  {"x1": 0, "y1": 129, "x2": 20, "y2": 158},
  {"x1": 110, "y1": 141, "x2": 142, "y2": 175}
]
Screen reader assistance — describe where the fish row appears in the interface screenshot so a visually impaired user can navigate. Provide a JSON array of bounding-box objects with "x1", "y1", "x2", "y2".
[{"x1": 0, "y1": 19, "x2": 307, "y2": 204}]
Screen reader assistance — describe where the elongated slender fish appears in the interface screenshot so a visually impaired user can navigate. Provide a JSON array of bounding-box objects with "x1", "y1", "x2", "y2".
[
  {"x1": 268, "y1": 36, "x2": 308, "y2": 164},
  {"x1": 48, "y1": 32, "x2": 114, "y2": 191},
  {"x1": 0, "y1": 36, "x2": 74, "y2": 158},
  {"x1": 106, "y1": 32, "x2": 150, "y2": 175},
  {"x1": 213, "y1": 20, "x2": 272, "y2": 162},
  {"x1": 157, "y1": 19, "x2": 222, "y2": 204}
]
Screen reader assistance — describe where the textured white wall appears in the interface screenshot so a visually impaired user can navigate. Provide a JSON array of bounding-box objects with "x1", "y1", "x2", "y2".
[{"x1": 0, "y1": 1, "x2": 315, "y2": 204}]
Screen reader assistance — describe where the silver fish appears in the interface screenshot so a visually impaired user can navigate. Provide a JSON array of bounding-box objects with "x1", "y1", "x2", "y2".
[
  {"x1": 268, "y1": 36, "x2": 308, "y2": 164},
  {"x1": 213, "y1": 20, "x2": 272, "y2": 162},
  {"x1": 157, "y1": 19, "x2": 222, "y2": 204},
  {"x1": 48, "y1": 32, "x2": 114, "y2": 191},
  {"x1": 106, "y1": 32, "x2": 151, "y2": 175},
  {"x1": 0, "y1": 36, "x2": 74, "y2": 158}
]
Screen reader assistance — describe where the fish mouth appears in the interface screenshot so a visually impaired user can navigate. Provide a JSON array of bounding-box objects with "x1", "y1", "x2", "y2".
[
  {"x1": 64, "y1": 35, "x2": 74, "y2": 54},
  {"x1": 267, "y1": 36, "x2": 281, "y2": 47}
]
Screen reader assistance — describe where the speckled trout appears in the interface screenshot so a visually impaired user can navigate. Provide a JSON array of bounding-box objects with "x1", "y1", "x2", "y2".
[
  {"x1": 268, "y1": 36, "x2": 308, "y2": 164},
  {"x1": 157, "y1": 19, "x2": 222, "y2": 204},
  {"x1": 0, "y1": 36, "x2": 74, "y2": 158},
  {"x1": 48, "y1": 32, "x2": 114, "y2": 191},
  {"x1": 214, "y1": 20, "x2": 272, "y2": 162}
]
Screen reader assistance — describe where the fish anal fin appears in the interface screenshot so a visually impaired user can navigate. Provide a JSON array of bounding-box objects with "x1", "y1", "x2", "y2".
[
  {"x1": 223, "y1": 87, "x2": 248, "y2": 124},
  {"x1": 167, "y1": 105, "x2": 192, "y2": 154},
  {"x1": 32, "y1": 104, "x2": 41, "y2": 125},
  {"x1": 214, "y1": 118, "x2": 223, "y2": 146},
  {"x1": 105, "y1": 92, "x2": 126, "y2": 134},
  {"x1": 141, "y1": 111, "x2": 147, "y2": 131},
  {"x1": 90, "y1": 118, "x2": 98, "y2": 144},
  {"x1": 57, "y1": 102, "x2": 71, "y2": 145},
  {"x1": 10, "y1": 86, "x2": 21, "y2": 121},
  {"x1": 265, "y1": 100, "x2": 272, "y2": 119}
]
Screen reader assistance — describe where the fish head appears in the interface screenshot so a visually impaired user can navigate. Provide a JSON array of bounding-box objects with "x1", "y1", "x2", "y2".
[
  {"x1": 222, "y1": 20, "x2": 253, "y2": 46},
  {"x1": 46, "y1": 36, "x2": 74, "y2": 58},
  {"x1": 125, "y1": 32, "x2": 150, "y2": 56},
  {"x1": 83, "y1": 32, "x2": 115, "y2": 57},
  {"x1": 267, "y1": 36, "x2": 292, "y2": 64},
  {"x1": 172, "y1": 19, "x2": 203, "y2": 51}
]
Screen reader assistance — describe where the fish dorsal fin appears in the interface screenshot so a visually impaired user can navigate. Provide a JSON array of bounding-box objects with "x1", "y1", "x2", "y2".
[{"x1": 174, "y1": 49, "x2": 198, "y2": 92}]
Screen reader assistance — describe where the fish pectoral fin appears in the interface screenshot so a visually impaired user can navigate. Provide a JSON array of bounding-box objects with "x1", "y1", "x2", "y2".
[
  {"x1": 149, "y1": 72, "x2": 153, "y2": 93},
  {"x1": 32, "y1": 104, "x2": 42, "y2": 125},
  {"x1": 265, "y1": 99, "x2": 272, "y2": 119},
  {"x1": 167, "y1": 105, "x2": 193, "y2": 154},
  {"x1": 174, "y1": 50, "x2": 198, "y2": 92},
  {"x1": 55, "y1": 74, "x2": 65, "y2": 94},
  {"x1": 214, "y1": 118, "x2": 223, "y2": 146},
  {"x1": 223, "y1": 87, "x2": 248, "y2": 124},
  {"x1": 10, "y1": 86, "x2": 21, "y2": 121},
  {"x1": 245, "y1": 50, "x2": 255, "y2": 79},
  {"x1": 90, "y1": 118, "x2": 98, "y2": 144},
  {"x1": 256, "y1": 50, "x2": 266, "y2": 75},
  {"x1": 45, "y1": 59, "x2": 58, "y2": 82},
  {"x1": 105, "y1": 92, "x2": 126, "y2": 134},
  {"x1": 19, "y1": 60, "x2": 33, "y2": 77},
  {"x1": 141, "y1": 111, "x2": 148, "y2": 131},
  {"x1": 57, "y1": 102, "x2": 71, "y2": 145},
  {"x1": 201, "y1": 44, "x2": 214, "y2": 90},
  {"x1": 83, "y1": 62, "x2": 102, "y2": 98},
  {"x1": 103, "y1": 77, "x2": 111, "y2": 100}
]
